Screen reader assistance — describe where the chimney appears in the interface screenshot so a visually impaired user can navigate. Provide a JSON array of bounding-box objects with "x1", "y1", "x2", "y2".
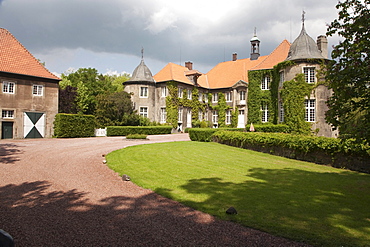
[
  {"x1": 185, "y1": 61, "x2": 193, "y2": 70},
  {"x1": 232, "y1": 52, "x2": 237, "y2": 61},
  {"x1": 317, "y1": 35, "x2": 328, "y2": 59}
]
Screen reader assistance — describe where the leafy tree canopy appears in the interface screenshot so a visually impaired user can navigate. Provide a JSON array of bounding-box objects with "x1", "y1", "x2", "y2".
[
  {"x1": 58, "y1": 68, "x2": 131, "y2": 115},
  {"x1": 325, "y1": 0, "x2": 370, "y2": 143}
]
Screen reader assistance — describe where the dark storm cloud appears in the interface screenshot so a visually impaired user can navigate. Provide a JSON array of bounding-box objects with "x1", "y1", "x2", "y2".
[{"x1": 0, "y1": 0, "x2": 339, "y2": 73}]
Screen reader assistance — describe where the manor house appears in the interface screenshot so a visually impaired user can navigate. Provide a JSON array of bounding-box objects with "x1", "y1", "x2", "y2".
[{"x1": 124, "y1": 22, "x2": 336, "y2": 138}]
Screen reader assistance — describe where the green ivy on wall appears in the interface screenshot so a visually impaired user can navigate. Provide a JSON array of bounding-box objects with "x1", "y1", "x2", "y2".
[
  {"x1": 247, "y1": 70, "x2": 274, "y2": 124},
  {"x1": 165, "y1": 81, "x2": 179, "y2": 128},
  {"x1": 280, "y1": 74, "x2": 313, "y2": 134},
  {"x1": 165, "y1": 82, "x2": 238, "y2": 128}
]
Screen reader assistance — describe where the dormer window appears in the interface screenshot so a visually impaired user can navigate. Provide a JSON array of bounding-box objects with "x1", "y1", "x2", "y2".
[{"x1": 261, "y1": 76, "x2": 270, "y2": 90}]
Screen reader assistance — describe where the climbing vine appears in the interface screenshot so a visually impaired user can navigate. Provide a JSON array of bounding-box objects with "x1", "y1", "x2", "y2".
[
  {"x1": 165, "y1": 82, "x2": 238, "y2": 128},
  {"x1": 247, "y1": 70, "x2": 274, "y2": 124},
  {"x1": 280, "y1": 74, "x2": 313, "y2": 134},
  {"x1": 165, "y1": 81, "x2": 179, "y2": 128}
]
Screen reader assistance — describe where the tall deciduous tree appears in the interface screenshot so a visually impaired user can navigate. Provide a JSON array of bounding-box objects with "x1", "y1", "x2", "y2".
[
  {"x1": 95, "y1": 91, "x2": 136, "y2": 127},
  {"x1": 326, "y1": 0, "x2": 370, "y2": 143}
]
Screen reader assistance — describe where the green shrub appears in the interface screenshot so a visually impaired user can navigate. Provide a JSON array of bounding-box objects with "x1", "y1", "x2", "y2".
[
  {"x1": 126, "y1": 134, "x2": 147, "y2": 139},
  {"x1": 246, "y1": 123, "x2": 290, "y2": 133},
  {"x1": 188, "y1": 128, "x2": 245, "y2": 142},
  {"x1": 212, "y1": 131, "x2": 370, "y2": 173},
  {"x1": 53, "y1": 113, "x2": 95, "y2": 138},
  {"x1": 107, "y1": 126, "x2": 172, "y2": 136}
]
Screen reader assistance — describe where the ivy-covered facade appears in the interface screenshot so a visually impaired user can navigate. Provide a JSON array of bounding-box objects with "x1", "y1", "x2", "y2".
[{"x1": 125, "y1": 22, "x2": 337, "y2": 137}]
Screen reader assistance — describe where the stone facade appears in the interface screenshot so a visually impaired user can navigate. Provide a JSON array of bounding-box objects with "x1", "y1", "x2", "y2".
[
  {"x1": 125, "y1": 22, "x2": 337, "y2": 137},
  {"x1": 0, "y1": 28, "x2": 60, "y2": 139}
]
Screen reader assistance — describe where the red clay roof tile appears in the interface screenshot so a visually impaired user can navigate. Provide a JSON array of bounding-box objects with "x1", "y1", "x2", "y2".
[
  {"x1": 155, "y1": 39, "x2": 291, "y2": 89},
  {"x1": 0, "y1": 28, "x2": 60, "y2": 80}
]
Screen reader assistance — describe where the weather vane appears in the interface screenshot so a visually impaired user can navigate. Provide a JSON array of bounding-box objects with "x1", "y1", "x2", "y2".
[
  {"x1": 302, "y1": 10, "x2": 306, "y2": 26},
  {"x1": 254, "y1": 27, "x2": 257, "y2": 36}
]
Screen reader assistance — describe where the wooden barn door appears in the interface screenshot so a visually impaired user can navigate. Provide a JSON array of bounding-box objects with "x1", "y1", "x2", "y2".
[
  {"x1": 24, "y1": 112, "x2": 45, "y2": 138},
  {"x1": 1, "y1": 122, "x2": 13, "y2": 139}
]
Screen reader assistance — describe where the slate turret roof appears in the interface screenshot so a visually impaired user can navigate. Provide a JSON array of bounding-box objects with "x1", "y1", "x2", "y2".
[
  {"x1": 285, "y1": 24, "x2": 325, "y2": 61},
  {"x1": 0, "y1": 28, "x2": 60, "y2": 81},
  {"x1": 127, "y1": 59, "x2": 155, "y2": 83}
]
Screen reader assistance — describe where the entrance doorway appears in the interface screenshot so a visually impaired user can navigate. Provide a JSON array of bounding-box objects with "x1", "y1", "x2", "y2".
[
  {"x1": 24, "y1": 112, "x2": 45, "y2": 138},
  {"x1": 1, "y1": 122, "x2": 13, "y2": 139},
  {"x1": 237, "y1": 110, "x2": 245, "y2": 128}
]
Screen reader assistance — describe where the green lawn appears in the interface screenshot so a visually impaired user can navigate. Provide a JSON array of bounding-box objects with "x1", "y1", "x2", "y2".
[{"x1": 107, "y1": 141, "x2": 370, "y2": 246}]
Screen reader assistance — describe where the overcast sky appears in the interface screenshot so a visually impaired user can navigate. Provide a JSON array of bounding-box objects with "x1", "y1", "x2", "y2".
[{"x1": 0, "y1": 0, "x2": 341, "y2": 77}]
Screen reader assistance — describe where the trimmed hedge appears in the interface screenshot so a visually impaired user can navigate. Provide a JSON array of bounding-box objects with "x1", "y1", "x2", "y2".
[
  {"x1": 212, "y1": 131, "x2": 370, "y2": 173},
  {"x1": 188, "y1": 125, "x2": 289, "y2": 142},
  {"x1": 54, "y1": 113, "x2": 95, "y2": 138},
  {"x1": 188, "y1": 128, "x2": 245, "y2": 142},
  {"x1": 246, "y1": 123, "x2": 290, "y2": 133},
  {"x1": 107, "y1": 126, "x2": 172, "y2": 136}
]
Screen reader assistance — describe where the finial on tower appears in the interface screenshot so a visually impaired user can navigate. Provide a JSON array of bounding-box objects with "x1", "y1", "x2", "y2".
[
  {"x1": 141, "y1": 47, "x2": 144, "y2": 60},
  {"x1": 254, "y1": 27, "x2": 257, "y2": 37},
  {"x1": 302, "y1": 10, "x2": 306, "y2": 27}
]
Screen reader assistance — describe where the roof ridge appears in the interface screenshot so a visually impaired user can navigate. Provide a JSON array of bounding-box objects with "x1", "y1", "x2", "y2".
[
  {"x1": 0, "y1": 28, "x2": 60, "y2": 80},
  {"x1": 251, "y1": 40, "x2": 290, "y2": 70}
]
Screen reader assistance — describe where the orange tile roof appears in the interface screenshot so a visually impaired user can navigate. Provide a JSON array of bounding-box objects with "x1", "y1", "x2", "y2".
[
  {"x1": 0, "y1": 28, "x2": 60, "y2": 81},
  {"x1": 154, "y1": 62, "x2": 200, "y2": 85},
  {"x1": 154, "y1": 39, "x2": 291, "y2": 89},
  {"x1": 206, "y1": 56, "x2": 267, "y2": 89},
  {"x1": 251, "y1": 39, "x2": 291, "y2": 70}
]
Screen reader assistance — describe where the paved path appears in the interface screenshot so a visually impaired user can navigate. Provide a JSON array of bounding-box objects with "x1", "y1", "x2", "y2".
[{"x1": 0, "y1": 134, "x2": 308, "y2": 246}]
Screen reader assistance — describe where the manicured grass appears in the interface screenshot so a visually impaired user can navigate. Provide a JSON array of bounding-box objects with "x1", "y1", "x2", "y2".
[{"x1": 107, "y1": 141, "x2": 370, "y2": 246}]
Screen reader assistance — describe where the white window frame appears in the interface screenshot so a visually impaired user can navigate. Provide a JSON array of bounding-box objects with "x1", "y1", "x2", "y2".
[
  {"x1": 198, "y1": 92, "x2": 203, "y2": 102},
  {"x1": 198, "y1": 110, "x2": 203, "y2": 121},
  {"x1": 187, "y1": 89, "x2": 192, "y2": 100},
  {"x1": 160, "y1": 107, "x2": 167, "y2": 123},
  {"x1": 305, "y1": 99, "x2": 316, "y2": 122},
  {"x1": 2, "y1": 110, "x2": 14, "y2": 119},
  {"x1": 261, "y1": 103, "x2": 269, "y2": 123},
  {"x1": 239, "y1": 91, "x2": 246, "y2": 101},
  {"x1": 212, "y1": 110, "x2": 218, "y2": 124},
  {"x1": 140, "y1": 87, "x2": 148, "y2": 98},
  {"x1": 212, "y1": 93, "x2": 218, "y2": 103},
  {"x1": 178, "y1": 88, "x2": 183, "y2": 98},
  {"x1": 279, "y1": 101, "x2": 284, "y2": 123},
  {"x1": 161, "y1": 86, "x2": 168, "y2": 97},
  {"x1": 139, "y1": 107, "x2": 148, "y2": 118},
  {"x1": 225, "y1": 91, "x2": 232, "y2": 102},
  {"x1": 226, "y1": 110, "x2": 231, "y2": 125},
  {"x1": 303, "y1": 67, "x2": 315, "y2": 84},
  {"x1": 33, "y1": 84, "x2": 43, "y2": 96},
  {"x1": 279, "y1": 71, "x2": 284, "y2": 87},
  {"x1": 178, "y1": 108, "x2": 183, "y2": 122},
  {"x1": 3, "y1": 81, "x2": 15, "y2": 94},
  {"x1": 261, "y1": 76, "x2": 270, "y2": 90}
]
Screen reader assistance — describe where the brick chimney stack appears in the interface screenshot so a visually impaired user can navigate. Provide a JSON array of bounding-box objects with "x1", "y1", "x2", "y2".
[
  {"x1": 185, "y1": 61, "x2": 193, "y2": 70},
  {"x1": 317, "y1": 35, "x2": 328, "y2": 59},
  {"x1": 232, "y1": 52, "x2": 237, "y2": 61}
]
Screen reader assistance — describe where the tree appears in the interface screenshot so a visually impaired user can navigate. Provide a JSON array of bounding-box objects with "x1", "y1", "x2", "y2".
[
  {"x1": 59, "y1": 85, "x2": 77, "y2": 113},
  {"x1": 95, "y1": 91, "x2": 136, "y2": 127},
  {"x1": 325, "y1": 0, "x2": 370, "y2": 143}
]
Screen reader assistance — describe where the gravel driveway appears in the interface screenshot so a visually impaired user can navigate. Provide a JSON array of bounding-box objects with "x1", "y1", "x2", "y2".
[{"x1": 0, "y1": 134, "x2": 308, "y2": 246}]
